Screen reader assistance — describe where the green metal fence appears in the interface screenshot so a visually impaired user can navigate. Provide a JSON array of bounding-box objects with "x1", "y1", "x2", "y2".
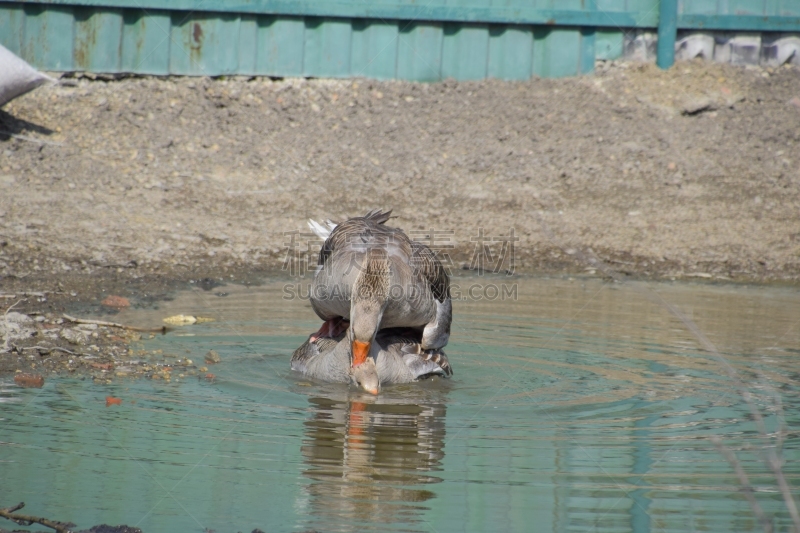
[{"x1": 1, "y1": 0, "x2": 799, "y2": 80}]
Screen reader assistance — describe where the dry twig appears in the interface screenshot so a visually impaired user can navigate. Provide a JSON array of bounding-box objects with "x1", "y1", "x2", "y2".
[
  {"x1": 0, "y1": 502, "x2": 74, "y2": 533},
  {"x1": 62, "y1": 314, "x2": 166, "y2": 333},
  {"x1": 0, "y1": 131, "x2": 64, "y2": 146},
  {"x1": 19, "y1": 345, "x2": 81, "y2": 356}
]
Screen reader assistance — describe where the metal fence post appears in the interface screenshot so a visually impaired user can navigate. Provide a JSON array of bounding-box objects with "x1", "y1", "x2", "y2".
[{"x1": 657, "y1": 0, "x2": 678, "y2": 68}]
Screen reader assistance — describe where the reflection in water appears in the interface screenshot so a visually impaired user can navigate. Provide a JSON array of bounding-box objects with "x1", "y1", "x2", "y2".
[{"x1": 300, "y1": 389, "x2": 448, "y2": 532}]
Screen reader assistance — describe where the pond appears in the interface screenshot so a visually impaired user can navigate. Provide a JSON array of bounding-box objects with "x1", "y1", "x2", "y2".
[{"x1": 1, "y1": 275, "x2": 799, "y2": 532}]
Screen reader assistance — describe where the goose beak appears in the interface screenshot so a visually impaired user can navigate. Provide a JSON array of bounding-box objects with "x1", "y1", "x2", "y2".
[
  {"x1": 352, "y1": 340, "x2": 370, "y2": 367},
  {"x1": 352, "y1": 340, "x2": 379, "y2": 394}
]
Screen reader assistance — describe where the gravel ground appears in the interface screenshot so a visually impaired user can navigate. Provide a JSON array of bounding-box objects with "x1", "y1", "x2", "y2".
[{"x1": 1, "y1": 59, "x2": 800, "y2": 376}]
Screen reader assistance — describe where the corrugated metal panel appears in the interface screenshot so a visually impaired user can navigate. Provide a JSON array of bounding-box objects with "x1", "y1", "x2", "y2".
[
  {"x1": 304, "y1": 17, "x2": 352, "y2": 78},
  {"x1": 170, "y1": 12, "x2": 241, "y2": 75},
  {"x1": 580, "y1": 27, "x2": 596, "y2": 74},
  {"x1": 595, "y1": 29, "x2": 624, "y2": 60},
  {"x1": 256, "y1": 16, "x2": 305, "y2": 77},
  {"x1": 535, "y1": 28, "x2": 582, "y2": 78},
  {"x1": 441, "y1": 24, "x2": 490, "y2": 81},
  {"x1": 120, "y1": 10, "x2": 171, "y2": 75},
  {"x1": 22, "y1": 4, "x2": 73, "y2": 70},
  {"x1": 74, "y1": 7, "x2": 123, "y2": 72},
  {"x1": 681, "y1": 0, "x2": 720, "y2": 16},
  {"x1": 351, "y1": 21, "x2": 398, "y2": 80},
  {"x1": 237, "y1": 14, "x2": 258, "y2": 75},
  {"x1": 0, "y1": 2, "x2": 23, "y2": 54},
  {"x1": 5, "y1": 0, "x2": 656, "y2": 27},
  {"x1": 780, "y1": 0, "x2": 800, "y2": 16},
  {"x1": 396, "y1": 22, "x2": 444, "y2": 82},
  {"x1": 0, "y1": 0, "x2": 798, "y2": 80},
  {"x1": 722, "y1": 0, "x2": 763, "y2": 16},
  {"x1": 487, "y1": 27, "x2": 533, "y2": 81}
]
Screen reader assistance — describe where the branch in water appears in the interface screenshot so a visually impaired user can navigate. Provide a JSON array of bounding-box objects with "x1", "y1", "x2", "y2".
[
  {"x1": 0, "y1": 502, "x2": 75, "y2": 533},
  {"x1": 62, "y1": 314, "x2": 166, "y2": 334}
]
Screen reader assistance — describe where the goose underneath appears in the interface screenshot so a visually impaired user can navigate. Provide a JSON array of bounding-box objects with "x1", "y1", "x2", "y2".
[
  {"x1": 307, "y1": 209, "x2": 452, "y2": 392},
  {"x1": 291, "y1": 328, "x2": 453, "y2": 394}
]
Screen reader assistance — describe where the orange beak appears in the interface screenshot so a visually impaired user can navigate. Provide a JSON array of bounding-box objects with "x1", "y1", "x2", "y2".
[{"x1": 352, "y1": 340, "x2": 370, "y2": 366}]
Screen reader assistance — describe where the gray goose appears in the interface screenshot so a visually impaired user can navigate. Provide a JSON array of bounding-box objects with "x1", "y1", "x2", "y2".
[
  {"x1": 291, "y1": 328, "x2": 453, "y2": 390},
  {"x1": 307, "y1": 209, "x2": 452, "y2": 394}
]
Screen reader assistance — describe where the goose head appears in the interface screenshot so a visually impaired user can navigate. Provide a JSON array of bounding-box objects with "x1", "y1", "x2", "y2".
[{"x1": 348, "y1": 250, "x2": 390, "y2": 394}]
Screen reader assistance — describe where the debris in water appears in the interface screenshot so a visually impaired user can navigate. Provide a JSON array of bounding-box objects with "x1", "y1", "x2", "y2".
[
  {"x1": 101, "y1": 295, "x2": 131, "y2": 308},
  {"x1": 14, "y1": 373, "x2": 44, "y2": 388},
  {"x1": 162, "y1": 315, "x2": 214, "y2": 325},
  {"x1": 163, "y1": 314, "x2": 197, "y2": 325},
  {"x1": 63, "y1": 314, "x2": 165, "y2": 333},
  {"x1": 105, "y1": 396, "x2": 122, "y2": 407}
]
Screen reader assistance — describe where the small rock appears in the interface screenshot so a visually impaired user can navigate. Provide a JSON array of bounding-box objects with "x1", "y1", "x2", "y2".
[
  {"x1": 789, "y1": 97, "x2": 800, "y2": 109},
  {"x1": 163, "y1": 314, "x2": 197, "y2": 325},
  {"x1": 14, "y1": 373, "x2": 44, "y2": 388},
  {"x1": 101, "y1": 295, "x2": 131, "y2": 308},
  {"x1": 681, "y1": 98, "x2": 716, "y2": 116},
  {"x1": 61, "y1": 328, "x2": 89, "y2": 345},
  {"x1": 0, "y1": 318, "x2": 35, "y2": 343},
  {"x1": 204, "y1": 349, "x2": 221, "y2": 364},
  {"x1": 5, "y1": 312, "x2": 33, "y2": 324}
]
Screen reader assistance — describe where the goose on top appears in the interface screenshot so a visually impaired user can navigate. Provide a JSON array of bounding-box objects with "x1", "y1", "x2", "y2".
[{"x1": 306, "y1": 209, "x2": 452, "y2": 394}]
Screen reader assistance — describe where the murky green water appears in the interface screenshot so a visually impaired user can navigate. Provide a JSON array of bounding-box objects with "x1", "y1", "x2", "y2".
[{"x1": 2, "y1": 276, "x2": 799, "y2": 532}]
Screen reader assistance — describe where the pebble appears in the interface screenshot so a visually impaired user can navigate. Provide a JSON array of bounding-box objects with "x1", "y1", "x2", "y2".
[
  {"x1": 681, "y1": 98, "x2": 716, "y2": 115},
  {"x1": 204, "y1": 349, "x2": 221, "y2": 364},
  {"x1": 163, "y1": 314, "x2": 197, "y2": 325},
  {"x1": 61, "y1": 328, "x2": 89, "y2": 345},
  {"x1": 5, "y1": 312, "x2": 33, "y2": 324}
]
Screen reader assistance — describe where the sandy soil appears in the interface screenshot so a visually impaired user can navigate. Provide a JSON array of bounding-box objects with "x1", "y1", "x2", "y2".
[{"x1": 2, "y1": 60, "x2": 799, "y2": 291}]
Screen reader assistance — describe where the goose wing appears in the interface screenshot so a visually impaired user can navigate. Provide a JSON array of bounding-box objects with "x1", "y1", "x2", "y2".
[{"x1": 410, "y1": 241, "x2": 450, "y2": 302}]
